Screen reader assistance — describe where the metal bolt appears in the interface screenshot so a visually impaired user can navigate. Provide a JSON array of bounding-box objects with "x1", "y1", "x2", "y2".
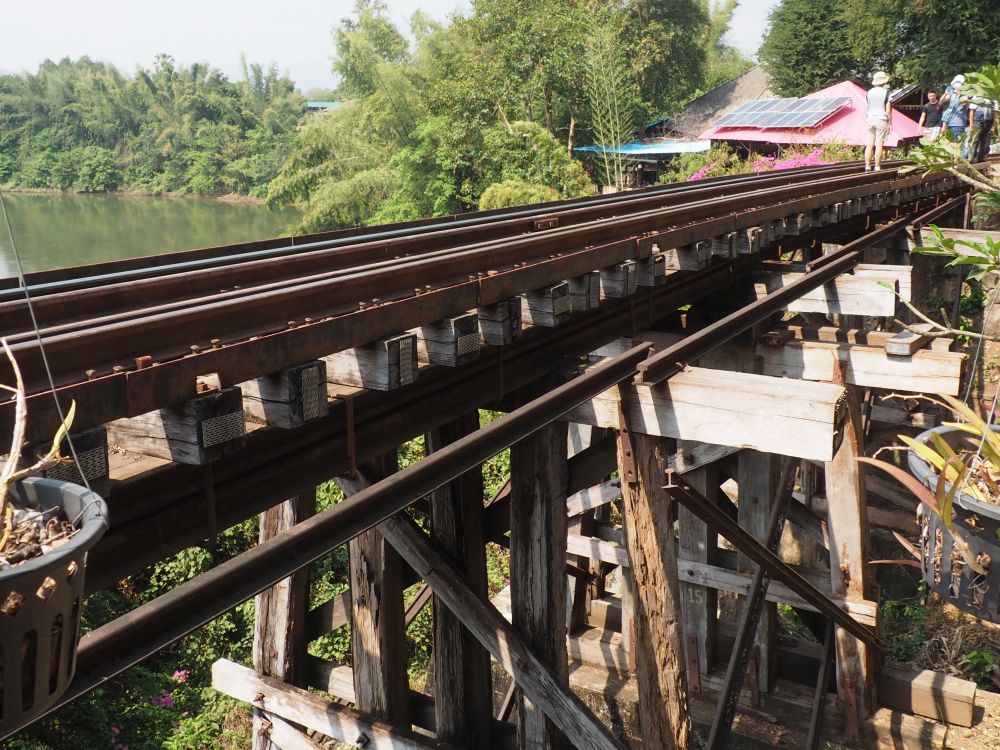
[
  {"x1": 112, "y1": 365, "x2": 125, "y2": 374},
  {"x1": 303, "y1": 317, "x2": 313, "y2": 324},
  {"x1": 211, "y1": 339, "x2": 221, "y2": 349},
  {"x1": 190, "y1": 345, "x2": 201, "y2": 354},
  {"x1": 287, "y1": 321, "x2": 296, "y2": 328},
  {"x1": 85, "y1": 369, "x2": 97, "y2": 380},
  {"x1": 135, "y1": 355, "x2": 153, "y2": 369},
  {"x1": 358, "y1": 301, "x2": 367, "y2": 310},
  {"x1": 371, "y1": 298, "x2": 380, "y2": 305}
]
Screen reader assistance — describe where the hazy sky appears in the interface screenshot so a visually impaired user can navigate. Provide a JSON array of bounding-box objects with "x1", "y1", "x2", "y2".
[{"x1": 3, "y1": 0, "x2": 778, "y2": 92}]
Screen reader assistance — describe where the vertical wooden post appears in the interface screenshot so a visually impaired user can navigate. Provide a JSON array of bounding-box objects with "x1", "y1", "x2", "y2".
[
  {"x1": 252, "y1": 493, "x2": 315, "y2": 750},
  {"x1": 618, "y1": 431, "x2": 692, "y2": 749},
  {"x1": 510, "y1": 421, "x2": 569, "y2": 750},
  {"x1": 825, "y1": 383, "x2": 873, "y2": 736},
  {"x1": 737, "y1": 451, "x2": 779, "y2": 694},
  {"x1": 678, "y1": 465, "x2": 719, "y2": 684},
  {"x1": 426, "y1": 412, "x2": 492, "y2": 748},
  {"x1": 348, "y1": 451, "x2": 409, "y2": 724}
]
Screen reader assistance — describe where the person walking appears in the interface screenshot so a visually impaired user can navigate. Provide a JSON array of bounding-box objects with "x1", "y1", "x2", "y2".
[
  {"x1": 865, "y1": 71, "x2": 892, "y2": 171},
  {"x1": 970, "y1": 97, "x2": 997, "y2": 162},
  {"x1": 945, "y1": 94, "x2": 971, "y2": 155},
  {"x1": 918, "y1": 90, "x2": 944, "y2": 141}
]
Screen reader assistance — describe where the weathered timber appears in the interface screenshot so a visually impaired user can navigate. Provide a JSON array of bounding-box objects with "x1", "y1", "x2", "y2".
[
  {"x1": 522, "y1": 283, "x2": 572, "y2": 327},
  {"x1": 754, "y1": 272, "x2": 898, "y2": 316},
  {"x1": 867, "y1": 404, "x2": 939, "y2": 429},
  {"x1": 241, "y1": 361, "x2": 329, "y2": 429},
  {"x1": 568, "y1": 272, "x2": 601, "y2": 311},
  {"x1": 563, "y1": 366, "x2": 846, "y2": 461},
  {"x1": 737, "y1": 451, "x2": 779, "y2": 693},
  {"x1": 736, "y1": 227, "x2": 760, "y2": 254},
  {"x1": 796, "y1": 491, "x2": 917, "y2": 534},
  {"x1": 711, "y1": 233, "x2": 736, "y2": 259},
  {"x1": 106, "y1": 386, "x2": 246, "y2": 465},
  {"x1": 252, "y1": 494, "x2": 314, "y2": 750},
  {"x1": 426, "y1": 412, "x2": 492, "y2": 747},
  {"x1": 511, "y1": 420, "x2": 570, "y2": 750},
  {"x1": 675, "y1": 560, "x2": 877, "y2": 626},
  {"x1": 854, "y1": 263, "x2": 912, "y2": 301},
  {"x1": 599, "y1": 331, "x2": 965, "y2": 396},
  {"x1": 377, "y1": 514, "x2": 627, "y2": 750},
  {"x1": 637, "y1": 253, "x2": 667, "y2": 286},
  {"x1": 265, "y1": 713, "x2": 325, "y2": 750},
  {"x1": 416, "y1": 313, "x2": 482, "y2": 367},
  {"x1": 678, "y1": 465, "x2": 718, "y2": 682},
  {"x1": 567, "y1": 423, "x2": 601, "y2": 459},
  {"x1": 306, "y1": 590, "x2": 350, "y2": 640},
  {"x1": 213, "y1": 659, "x2": 458, "y2": 750},
  {"x1": 600, "y1": 261, "x2": 638, "y2": 299},
  {"x1": 669, "y1": 440, "x2": 739, "y2": 475},
  {"x1": 876, "y1": 663, "x2": 976, "y2": 728},
  {"x1": 566, "y1": 479, "x2": 621, "y2": 517},
  {"x1": 339, "y1": 453, "x2": 409, "y2": 725},
  {"x1": 478, "y1": 297, "x2": 522, "y2": 345},
  {"x1": 324, "y1": 333, "x2": 416, "y2": 391},
  {"x1": 660, "y1": 242, "x2": 711, "y2": 271},
  {"x1": 884, "y1": 324, "x2": 933, "y2": 356},
  {"x1": 617, "y1": 430, "x2": 693, "y2": 749},
  {"x1": 825, "y1": 381, "x2": 873, "y2": 734},
  {"x1": 777, "y1": 324, "x2": 952, "y2": 351},
  {"x1": 34, "y1": 425, "x2": 110, "y2": 496}
]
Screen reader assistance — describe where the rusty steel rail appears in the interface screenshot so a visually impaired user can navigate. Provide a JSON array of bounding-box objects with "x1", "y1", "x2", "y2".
[
  {"x1": 0, "y1": 160, "x2": 899, "y2": 299},
  {"x1": 0, "y1": 165, "x2": 907, "y2": 336}
]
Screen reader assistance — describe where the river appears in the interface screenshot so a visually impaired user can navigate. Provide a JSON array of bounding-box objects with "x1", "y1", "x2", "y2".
[{"x1": 0, "y1": 192, "x2": 301, "y2": 277}]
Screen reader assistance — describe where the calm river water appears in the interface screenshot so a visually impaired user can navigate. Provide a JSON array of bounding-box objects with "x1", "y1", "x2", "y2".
[{"x1": 0, "y1": 192, "x2": 301, "y2": 276}]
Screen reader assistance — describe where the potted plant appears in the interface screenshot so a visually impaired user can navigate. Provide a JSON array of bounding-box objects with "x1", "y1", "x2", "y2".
[{"x1": 0, "y1": 339, "x2": 108, "y2": 733}]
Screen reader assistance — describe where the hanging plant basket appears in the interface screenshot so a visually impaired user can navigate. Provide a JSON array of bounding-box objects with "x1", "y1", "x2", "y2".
[
  {"x1": 908, "y1": 425, "x2": 1000, "y2": 622},
  {"x1": 0, "y1": 477, "x2": 107, "y2": 734}
]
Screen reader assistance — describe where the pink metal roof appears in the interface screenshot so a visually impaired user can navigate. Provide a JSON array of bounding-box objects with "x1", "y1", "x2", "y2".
[{"x1": 698, "y1": 80, "x2": 922, "y2": 147}]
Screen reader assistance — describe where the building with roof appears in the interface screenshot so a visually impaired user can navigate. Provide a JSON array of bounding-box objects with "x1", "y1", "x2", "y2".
[
  {"x1": 306, "y1": 101, "x2": 341, "y2": 115},
  {"x1": 698, "y1": 79, "x2": 923, "y2": 147},
  {"x1": 662, "y1": 65, "x2": 774, "y2": 140}
]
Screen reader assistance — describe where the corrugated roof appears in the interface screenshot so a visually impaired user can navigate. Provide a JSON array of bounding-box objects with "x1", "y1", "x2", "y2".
[{"x1": 575, "y1": 140, "x2": 711, "y2": 156}]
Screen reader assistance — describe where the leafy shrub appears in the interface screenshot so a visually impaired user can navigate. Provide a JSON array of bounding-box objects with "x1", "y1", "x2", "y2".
[{"x1": 479, "y1": 179, "x2": 560, "y2": 209}]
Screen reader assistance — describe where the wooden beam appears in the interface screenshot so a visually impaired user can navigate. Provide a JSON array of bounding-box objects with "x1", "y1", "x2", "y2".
[
  {"x1": 511, "y1": 421, "x2": 570, "y2": 749},
  {"x1": 599, "y1": 261, "x2": 638, "y2": 299},
  {"x1": 738, "y1": 451, "x2": 779, "y2": 693},
  {"x1": 568, "y1": 272, "x2": 601, "y2": 311},
  {"x1": 678, "y1": 465, "x2": 718, "y2": 684},
  {"x1": 426, "y1": 412, "x2": 492, "y2": 748},
  {"x1": 618, "y1": 430, "x2": 693, "y2": 749},
  {"x1": 35, "y1": 425, "x2": 110, "y2": 497},
  {"x1": 377, "y1": 514, "x2": 627, "y2": 750},
  {"x1": 416, "y1": 314, "x2": 481, "y2": 368},
  {"x1": 637, "y1": 253, "x2": 667, "y2": 287},
  {"x1": 338, "y1": 452, "x2": 409, "y2": 725},
  {"x1": 566, "y1": 479, "x2": 621, "y2": 517},
  {"x1": 479, "y1": 298, "x2": 522, "y2": 346},
  {"x1": 659, "y1": 242, "x2": 711, "y2": 271},
  {"x1": 668, "y1": 441, "x2": 739, "y2": 475},
  {"x1": 240, "y1": 362, "x2": 329, "y2": 429},
  {"x1": 522, "y1": 283, "x2": 572, "y2": 327},
  {"x1": 213, "y1": 659, "x2": 459, "y2": 750},
  {"x1": 253, "y1": 493, "x2": 314, "y2": 750},
  {"x1": 876, "y1": 663, "x2": 976, "y2": 728},
  {"x1": 265, "y1": 713, "x2": 326, "y2": 750},
  {"x1": 754, "y1": 271, "x2": 898, "y2": 316},
  {"x1": 824, "y1": 382, "x2": 874, "y2": 735},
  {"x1": 563, "y1": 366, "x2": 846, "y2": 461},
  {"x1": 324, "y1": 334, "x2": 417, "y2": 391},
  {"x1": 106, "y1": 386, "x2": 246, "y2": 465},
  {"x1": 305, "y1": 591, "x2": 350, "y2": 641}
]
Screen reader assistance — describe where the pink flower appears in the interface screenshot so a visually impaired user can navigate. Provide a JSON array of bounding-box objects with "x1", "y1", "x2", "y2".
[
  {"x1": 111, "y1": 727, "x2": 121, "y2": 735},
  {"x1": 152, "y1": 691, "x2": 175, "y2": 708},
  {"x1": 172, "y1": 669, "x2": 189, "y2": 683}
]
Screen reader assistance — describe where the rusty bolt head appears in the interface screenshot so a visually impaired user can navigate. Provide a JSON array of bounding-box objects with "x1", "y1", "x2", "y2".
[
  {"x1": 488, "y1": 270, "x2": 499, "y2": 277},
  {"x1": 135, "y1": 355, "x2": 153, "y2": 370}
]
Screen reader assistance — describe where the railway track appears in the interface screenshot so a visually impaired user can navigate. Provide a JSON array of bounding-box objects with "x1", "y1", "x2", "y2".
[{"x1": 0, "y1": 164, "x2": 962, "y2": 441}]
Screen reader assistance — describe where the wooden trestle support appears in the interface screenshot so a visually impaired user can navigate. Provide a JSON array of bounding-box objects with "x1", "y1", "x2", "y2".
[
  {"x1": 17, "y1": 181, "x2": 982, "y2": 747},
  {"x1": 217, "y1": 243, "x2": 974, "y2": 748}
]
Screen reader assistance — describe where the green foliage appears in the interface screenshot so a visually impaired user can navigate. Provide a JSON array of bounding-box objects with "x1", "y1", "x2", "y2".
[
  {"x1": 480, "y1": 180, "x2": 560, "y2": 209},
  {"x1": 759, "y1": 0, "x2": 857, "y2": 96},
  {"x1": 0, "y1": 55, "x2": 304, "y2": 196},
  {"x1": 881, "y1": 591, "x2": 928, "y2": 662},
  {"x1": 960, "y1": 649, "x2": 999, "y2": 690}
]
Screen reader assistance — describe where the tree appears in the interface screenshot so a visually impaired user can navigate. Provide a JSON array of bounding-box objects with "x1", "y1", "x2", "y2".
[
  {"x1": 332, "y1": 0, "x2": 410, "y2": 98},
  {"x1": 583, "y1": 19, "x2": 640, "y2": 190},
  {"x1": 759, "y1": 0, "x2": 857, "y2": 96},
  {"x1": 699, "y1": 0, "x2": 754, "y2": 91}
]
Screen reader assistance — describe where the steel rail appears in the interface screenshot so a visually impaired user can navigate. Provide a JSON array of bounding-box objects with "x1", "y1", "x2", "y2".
[
  {"x1": 0, "y1": 160, "x2": 897, "y2": 298},
  {"x1": 0, "y1": 167, "x2": 911, "y2": 344},
  {"x1": 0, "y1": 164, "x2": 901, "y2": 332},
  {"x1": 3, "y1": 172, "x2": 934, "y2": 381},
  {"x1": 635, "y1": 195, "x2": 965, "y2": 384},
  {"x1": 3, "y1": 342, "x2": 654, "y2": 741}
]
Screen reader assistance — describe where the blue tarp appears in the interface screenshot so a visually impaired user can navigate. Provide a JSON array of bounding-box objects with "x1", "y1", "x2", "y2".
[{"x1": 575, "y1": 140, "x2": 711, "y2": 156}]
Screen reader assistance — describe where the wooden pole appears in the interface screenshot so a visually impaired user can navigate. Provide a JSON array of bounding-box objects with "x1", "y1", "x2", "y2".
[
  {"x1": 737, "y1": 451, "x2": 779, "y2": 693},
  {"x1": 252, "y1": 493, "x2": 314, "y2": 750},
  {"x1": 824, "y1": 382, "x2": 874, "y2": 737},
  {"x1": 510, "y1": 421, "x2": 570, "y2": 750},
  {"x1": 426, "y1": 412, "x2": 492, "y2": 748},
  {"x1": 617, "y1": 430, "x2": 693, "y2": 749},
  {"x1": 678, "y1": 464, "x2": 719, "y2": 686},
  {"x1": 345, "y1": 451, "x2": 410, "y2": 724}
]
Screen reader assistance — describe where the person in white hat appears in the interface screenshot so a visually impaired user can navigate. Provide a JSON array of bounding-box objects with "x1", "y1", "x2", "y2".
[{"x1": 865, "y1": 71, "x2": 892, "y2": 171}]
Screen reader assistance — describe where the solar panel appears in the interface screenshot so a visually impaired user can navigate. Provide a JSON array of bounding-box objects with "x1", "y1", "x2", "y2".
[{"x1": 711, "y1": 96, "x2": 851, "y2": 129}]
